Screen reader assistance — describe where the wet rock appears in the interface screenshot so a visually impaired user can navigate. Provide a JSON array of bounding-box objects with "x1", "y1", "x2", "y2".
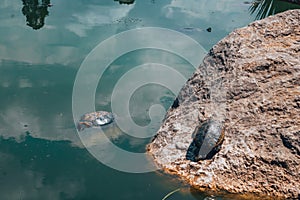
[{"x1": 148, "y1": 10, "x2": 300, "y2": 199}]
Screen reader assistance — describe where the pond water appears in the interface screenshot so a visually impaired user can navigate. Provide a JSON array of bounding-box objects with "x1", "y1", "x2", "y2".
[{"x1": 0, "y1": 0, "x2": 298, "y2": 199}]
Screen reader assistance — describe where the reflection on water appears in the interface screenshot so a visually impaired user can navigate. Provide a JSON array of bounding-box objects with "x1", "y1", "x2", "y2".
[
  {"x1": 22, "y1": 0, "x2": 52, "y2": 30},
  {"x1": 0, "y1": 134, "x2": 202, "y2": 200},
  {"x1": 1, "y1": 0, "x2": 299, "y2": 199},
  {"x1": 249, "y1": 0, "x2": 300, "y2": 19}
]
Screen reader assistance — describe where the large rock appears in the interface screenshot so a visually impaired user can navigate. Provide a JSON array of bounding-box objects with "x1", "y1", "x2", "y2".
[{"x1": 147, "y1": 10, "x2": 300, "y2": 199}]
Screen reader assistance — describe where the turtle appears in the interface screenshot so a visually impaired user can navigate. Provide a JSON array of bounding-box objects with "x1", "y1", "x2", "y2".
[
  {"x1": 77, "y1": 111, "x2": 114, "y2": 131},
  {"x1": 191, "y1": 119, "x2": 225, "y2": 161}
]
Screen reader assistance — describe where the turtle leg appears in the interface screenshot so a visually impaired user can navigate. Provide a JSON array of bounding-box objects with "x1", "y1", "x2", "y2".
[
  {"x1": 77, "y1": 121, "x2": 92, "y2": 131},
  {"x1": 80, "y1": 121, "x2": 92, "y2": 127}
]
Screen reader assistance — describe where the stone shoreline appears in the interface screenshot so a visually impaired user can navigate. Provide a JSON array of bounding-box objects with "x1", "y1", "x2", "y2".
[{"x1": 148, "y1": 10, "x2": 300, "y2": 199}]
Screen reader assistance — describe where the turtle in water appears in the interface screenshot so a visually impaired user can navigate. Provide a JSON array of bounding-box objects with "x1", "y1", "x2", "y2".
[
  {"x1": 191, "y1": 119, "x2": 225, "y2": 161},
  {"x1": 77, "y1": 111, "x2": 114, "y2": 131}
]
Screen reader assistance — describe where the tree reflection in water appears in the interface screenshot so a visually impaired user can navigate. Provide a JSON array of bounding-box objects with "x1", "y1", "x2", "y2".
[
  {"x1": 249, "y1": 0, "x2": 300, "y2": 19},
  {"x1": 22, "y1": 0, "x2": 52, "y2": 30}
]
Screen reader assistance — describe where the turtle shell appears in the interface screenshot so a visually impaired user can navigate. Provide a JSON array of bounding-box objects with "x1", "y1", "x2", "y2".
[
  {"x1": 77, "y1": 111, "x2": 114, "y2": 131},
  {"x1": 192, "y1": 119, "x2": 224, "y2": 160}
]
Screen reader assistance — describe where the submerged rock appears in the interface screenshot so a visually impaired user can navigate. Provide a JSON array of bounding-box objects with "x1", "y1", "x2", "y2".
[{"x1": 148, "y1": 10, "x2": 300, "y2": 199}]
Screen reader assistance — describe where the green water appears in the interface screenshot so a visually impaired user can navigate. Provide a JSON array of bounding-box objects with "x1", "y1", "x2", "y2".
[{"x1": 0, "y1": 0, "x2": 297, "y2": 199}]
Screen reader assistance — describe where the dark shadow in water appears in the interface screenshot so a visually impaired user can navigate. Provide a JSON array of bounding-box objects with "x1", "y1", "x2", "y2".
[
  {"x1": 0, "y1": 133, "x2": 178, "y2": 199},
  {"x1": 189, "y1": 187, "x2": 225, "y2": 200},
  {"x1": 190, "y1": 186, "x2": 259, "y2": 200},
  {"x1": 249, "y1": 0, "x2": 300, "y2": 20},
  {"x1": 22, "y1": 0, "x2": 52, "y2": 30},
  {"x1": 114, "y1": 0, "x2": 135, "y2": 5}
]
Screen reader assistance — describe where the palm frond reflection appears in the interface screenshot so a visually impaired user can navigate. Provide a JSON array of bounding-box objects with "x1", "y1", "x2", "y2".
[{"x1": 249, "y1": 0, "x2": 300, "y2": 19}]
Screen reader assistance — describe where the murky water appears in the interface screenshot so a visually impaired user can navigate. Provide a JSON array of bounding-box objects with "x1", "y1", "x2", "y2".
[{"x1": 0, "y1": 0, "x2": 298, "y2": 199}]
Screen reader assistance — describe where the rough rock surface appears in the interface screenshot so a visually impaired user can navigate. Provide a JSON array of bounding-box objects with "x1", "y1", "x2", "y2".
[{"x1": 148, "y1": 10, "x2": 300, "y2": 199}]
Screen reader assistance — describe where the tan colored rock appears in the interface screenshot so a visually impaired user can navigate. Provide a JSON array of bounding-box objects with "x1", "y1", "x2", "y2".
[{"x1": 148, "y1": 10, "x2": 300, "y2": 199}]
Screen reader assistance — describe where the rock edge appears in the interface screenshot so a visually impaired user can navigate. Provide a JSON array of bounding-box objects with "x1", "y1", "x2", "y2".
[{"x1": 148, "y1": 9, "x2": 300, "y2": 199}]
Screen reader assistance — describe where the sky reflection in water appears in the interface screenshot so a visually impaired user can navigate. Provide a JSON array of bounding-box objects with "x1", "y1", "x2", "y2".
[{"x1": 1, "y1": 0, "x2": 293, "y2": 199}]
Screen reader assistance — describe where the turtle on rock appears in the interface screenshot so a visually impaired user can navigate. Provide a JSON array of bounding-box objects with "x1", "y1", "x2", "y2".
[
  {"x1": 191, "y1": 119, "x2": 225, "y2": 161},
  {"x1": 77, "y1": 111, "x2": 114, "y2": 131}
]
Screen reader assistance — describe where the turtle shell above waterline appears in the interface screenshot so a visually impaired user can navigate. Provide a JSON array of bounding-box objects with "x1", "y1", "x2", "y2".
[
  {"x1": 77, "y1": 111, "x2": 114, "y2": 131},
  {"x1": 191, "y1": 119, "x2": 224, "y2": 161}
]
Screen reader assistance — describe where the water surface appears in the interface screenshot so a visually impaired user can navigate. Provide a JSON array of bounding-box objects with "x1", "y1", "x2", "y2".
[{"x1": 0, "y1": 0, "x2": 297, "y2": 199}]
